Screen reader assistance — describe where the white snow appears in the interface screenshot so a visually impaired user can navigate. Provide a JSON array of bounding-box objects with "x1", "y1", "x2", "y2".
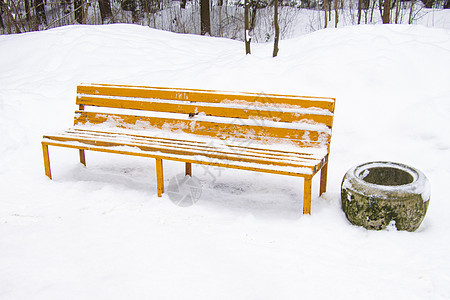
[{"x1": 1, "y1": 23, "x2": 450, "y2": 299}]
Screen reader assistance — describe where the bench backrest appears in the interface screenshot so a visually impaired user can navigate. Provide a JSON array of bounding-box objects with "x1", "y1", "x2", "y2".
[{"x1": 75, "y1": 84, "x2": 335, "y2": 150}]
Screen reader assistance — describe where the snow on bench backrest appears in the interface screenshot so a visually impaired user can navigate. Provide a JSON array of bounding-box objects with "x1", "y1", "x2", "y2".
[{"x1": 74, "y1": 83, "x2": 335, "y2": 149}]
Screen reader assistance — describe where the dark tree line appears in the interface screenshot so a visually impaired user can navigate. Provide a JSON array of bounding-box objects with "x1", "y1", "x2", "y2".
[
  {"x1": 0, "y1": 0, "x2": 172, "y2": 33},
  {"x1": 1, "y1": 0, "x2": 448, "y2": 40}
]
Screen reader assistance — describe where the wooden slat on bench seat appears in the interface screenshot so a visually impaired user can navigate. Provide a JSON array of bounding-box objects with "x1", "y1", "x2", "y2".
[
  {"x1": 78, "y1": 84, "x2": 335, "y2": 113},
  {"x1": 74, "y1": 111, "x2": 331, "y2": 148}
]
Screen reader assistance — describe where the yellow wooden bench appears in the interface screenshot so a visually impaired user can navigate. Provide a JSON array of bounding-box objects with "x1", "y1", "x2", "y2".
[{"x1": 42, "y1": 83, "x2": 335, "y2": 214}]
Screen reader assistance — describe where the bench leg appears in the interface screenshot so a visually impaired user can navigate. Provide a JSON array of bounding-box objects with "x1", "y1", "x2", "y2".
[
  {"x1": 42, "y1": 143, "x2": 52, "y2": 180},
  {"x1": 320, "y1": 162, "x2": 328, "y2": 196},
  {"x1": 185, "y1": 162, "x2": 192, "y2": 177},
  {"x1": 80, "y1": 149, "x2": 86, "y2": 167},
  {"x1": 303, "y1": 177, "x2": 312, "y2": 215},
  {"x1": 156, "y1": 158, "x2": 164, "y2": 197},
  {"x1": 79, "y1": 149, "x2": 86, "y2": 166}
]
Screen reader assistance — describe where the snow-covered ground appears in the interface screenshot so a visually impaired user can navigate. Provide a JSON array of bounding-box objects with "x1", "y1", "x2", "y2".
[{"x1": 1, "y1": 23, "x2": 450, "y2": 299}]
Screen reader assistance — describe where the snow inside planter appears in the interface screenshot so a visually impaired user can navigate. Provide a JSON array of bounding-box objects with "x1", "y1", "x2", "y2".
[{"x1": 341, "y1": 162, "x2": 430, "y2": 232}]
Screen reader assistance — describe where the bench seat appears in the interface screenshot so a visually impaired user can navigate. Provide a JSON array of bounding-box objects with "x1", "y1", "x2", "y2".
[{"x1": 43, "y1": 127, "x2": 328, "y2": 176}]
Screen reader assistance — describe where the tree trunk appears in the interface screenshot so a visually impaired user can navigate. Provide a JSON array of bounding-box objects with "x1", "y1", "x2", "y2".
[
  {"x1": 394, "y1": 0, "x2": 400, "y2": 23},
  {"x1": 444, "y1": 0, "x2": 449, "y2": 8},
  {"x1": 329, "y1": 0, "x2": 332, "y2": 22},
  {"x1": 370, "y1": 0, "x2": 376, "y2": 22},
  {"x1": 217, "y1": 0, "x2": 223, "y2": 36},
  {"x1": 244, "y1": 0, "x2": 251, "y2": 54},
  {"x1": 250, "y1": 0, "x2": 258, "y2": 32},
  {"x1": 382, "y1": 0, "x2": 391, "y2": 23},
  {"x1": 98, "y1": 0, "x2": 112, "y2": 23},
  {"x1": 358, "y1": 0, "x2": 362, "y2": 24},
  {"x1": 200, "y1": 0, "x2": 210, "y2": 35},
  {"x1": 335, "y1": 0, "x2": 338, "y2": 27},
  {"x1": 0, "y1": 0, "x2": 5, "y2": 30},
  {"x1": 74, "y1": 0, "x2": 84, "y2": 24},
  {"x1": 24, "y1": 0, "x2": 31, "y2": 24},
  {"x1": 324, "y1": 0, "x2": 328, "y2": 28},
  {"x1": 34, "y1": 0, "x2": 47, "y2": 25},
  {"x1": 273, "y1": 0, "x2": 279, "y2": 57},
  {"x1": 82, "y1": 0, "x2": 89, "y2": 24}
]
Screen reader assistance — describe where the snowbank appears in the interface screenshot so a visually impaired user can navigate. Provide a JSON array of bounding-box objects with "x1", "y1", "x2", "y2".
[{"x1": 1, "y1": 24, "x2": 450, "y2": 299}]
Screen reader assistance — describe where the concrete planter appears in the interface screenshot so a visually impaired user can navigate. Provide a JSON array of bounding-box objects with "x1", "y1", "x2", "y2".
[{"x1": 341, "y1": 162, "x2": 430, "y2": 232}]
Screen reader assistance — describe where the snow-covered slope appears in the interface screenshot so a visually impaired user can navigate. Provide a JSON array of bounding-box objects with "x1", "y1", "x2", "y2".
[{"x1": 1, "y1": 24, "x2": 449, "y2": 299}]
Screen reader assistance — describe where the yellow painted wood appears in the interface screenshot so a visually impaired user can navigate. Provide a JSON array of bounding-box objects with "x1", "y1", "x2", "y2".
[
  {"x1": 76, "y1": 96, "x2": 334, "y2": 127},
  {"x1": 46, "y1": 134, "x2": 320, "y2": 168},
  {"x1": 320, "y1": 162, "x2": 328, "y2": 196},
  {"x1": 79, "y1": 149, "x2": 86, "y2": 166},
  {"x1": 156, "y1": 158, "x2": 164, "y2": 197},
  {"x1": 185, "y1": 162, "x2": 192, "y2": 176},
  {"x1": 89, "y1": 83, "x2": 336, "y2": 103},
  {"x1": 64, "y1": 129, "x2": 322, "y2": 166},
  {"x1": 77, "y1": 84, "x2": 335, "y2": 112},
  {"x1": 303, "y1": 177, "x2": 312, "y2": 215},
  {"x1": 74, "y1": 111, "x2": 330, "y2": 148},
  {"x1": 42, "y1": 143, "x2": 52, "y2": 179},
  {"x1": 310, "y1": 154, "x2": 328, "y2": 176},
  {"x1": 43, "y1": 134, "x2": 317, "y2": 170},
  {"x1": 42, "y1": 140, "x2": 314, "y2": 177},
  {"x1": 70, "y1": 128, "x2": 322, "y2": 162}
]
